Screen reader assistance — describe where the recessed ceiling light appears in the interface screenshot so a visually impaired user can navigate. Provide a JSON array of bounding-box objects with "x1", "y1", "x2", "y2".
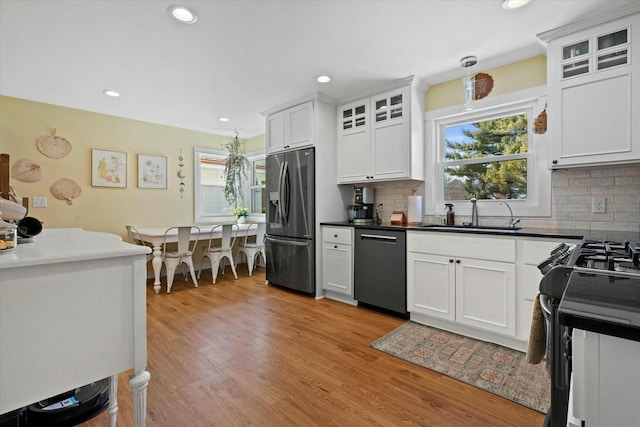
[
  {"x1": 316, "y1": 75, "x2": 331, "y2": 83},
  {"x1": 168, "y1": 5, "x2": 198, "y2": 24},
  {"x1": 502, "y1": 0, "x2": 530, "y2": 10},
  {"x1": 218, "y1": 117, "x2": 229, "y2": 122},
  {"x1": 103, "y1": 90, "x2": 120, "y2": 97}
]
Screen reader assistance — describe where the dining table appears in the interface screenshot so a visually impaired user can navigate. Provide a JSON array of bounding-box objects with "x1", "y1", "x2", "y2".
[{"x1": 136, "y1": 223, "x2": 256, "y2": 293}]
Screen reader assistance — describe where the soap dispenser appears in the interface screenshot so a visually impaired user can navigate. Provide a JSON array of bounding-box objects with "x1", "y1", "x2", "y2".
[{"x1": 445, "y1": 203, "x2": 455, "y2": 225}]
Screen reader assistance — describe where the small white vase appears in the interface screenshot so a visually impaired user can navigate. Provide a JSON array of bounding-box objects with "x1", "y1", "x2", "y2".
[{"x1": 237, "y1": 216, "x2": 246, "y2": 224}]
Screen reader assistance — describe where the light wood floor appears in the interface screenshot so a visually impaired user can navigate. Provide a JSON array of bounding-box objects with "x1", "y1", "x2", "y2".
[{"x1": 82, "y1": 266, "x2": 544, "y2": 427}]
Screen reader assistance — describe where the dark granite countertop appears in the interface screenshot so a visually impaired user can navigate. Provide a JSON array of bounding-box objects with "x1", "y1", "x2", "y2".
[
  {"x1": 320, "y1": 221, "x2": 640, "y2": 242},
  {"x1": 559, "y1": 271, "x2": 640, "y2": 342},
  {"x1": 322, "y1": 221, "x2": 640, "y2": 342}
]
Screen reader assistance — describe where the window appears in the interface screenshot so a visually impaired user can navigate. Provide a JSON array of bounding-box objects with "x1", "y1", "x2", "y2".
[
  {"x1": 425, "y1": 88, "x2": 550, "y2": 218},
  {"x1": 443, "y1": 113, "x2": 529, "y2": 201},
  {"x1": 194, "y1": 147, "x2": 240, "y2": 222},
  {"x1": 247, "y1": 154, "x2": 266, "y2": 214}
]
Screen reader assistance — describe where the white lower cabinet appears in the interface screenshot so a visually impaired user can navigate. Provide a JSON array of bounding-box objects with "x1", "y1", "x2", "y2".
[
  {"x1": 408, "y1": 231, "x2": 580, "y2": 350},
  {"x1": 407, "y1": 232, "x2": 517, "y2": 339},
  {"x1": 321, "y1": 226, "x2": 354, "y2": 302},
  {"x1": 407, "y1": 252, "x2": 455, "y2": 321},
  {"x1": 456, "y1": 257, "x2": 516, "y2": 336}
]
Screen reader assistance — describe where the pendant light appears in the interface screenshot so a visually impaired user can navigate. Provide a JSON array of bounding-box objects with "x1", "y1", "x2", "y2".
[{"x1": 461, "y1": 55, "x2": 477, "y2": 112}]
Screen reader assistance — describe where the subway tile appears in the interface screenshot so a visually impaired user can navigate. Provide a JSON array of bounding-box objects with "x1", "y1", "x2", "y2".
[
  {"x1": 615, "y1": 195, "x2": 640, "y2": 204},
  {"x1": 615, "y1": 212, "x2": 640, "y2": 223},
  {"x1": 615, "y1": 176, "x2": 640, "y2": 186}
]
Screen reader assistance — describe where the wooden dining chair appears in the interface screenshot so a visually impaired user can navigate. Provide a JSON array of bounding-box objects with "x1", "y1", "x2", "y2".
[
  {"x1": 235, "y1": 222, "x2": 266, "y2": 276},
  {"x1": 125, "y1": 225, "x2": 153, "y2": 264},
  {"x1": 162, "y1": 226, "x2": 200, "y2": 293},
  {"x1": 198, "y1": 224, "x2": 239, "y2": 284}
]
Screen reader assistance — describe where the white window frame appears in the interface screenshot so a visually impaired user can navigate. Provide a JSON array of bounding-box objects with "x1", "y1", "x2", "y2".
[
  {"x1": 193, "y1": 146, "x2": 235, "y2": 223},
  {"x1": 246, "y1": 151, "x2": 266, "y2": 218},
  {"x1": 424, "y1": 86, "x2": 551, "y2": 219}
]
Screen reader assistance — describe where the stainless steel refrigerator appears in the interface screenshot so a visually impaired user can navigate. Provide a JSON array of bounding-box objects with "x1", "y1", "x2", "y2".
[{"x1": 265, "y1": 147, "x2": 315, "y2": 293}]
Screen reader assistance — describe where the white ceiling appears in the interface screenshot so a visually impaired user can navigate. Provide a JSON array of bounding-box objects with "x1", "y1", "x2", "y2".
[{"x1": 1, "y1": 0, "x2": 636, "y2": 138}]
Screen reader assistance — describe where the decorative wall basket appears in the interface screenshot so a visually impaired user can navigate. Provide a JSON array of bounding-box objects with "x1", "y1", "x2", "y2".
[
  {"x1": 37, "y1": 128, "x2": 72, "y2": 159},
  {"x1": 50, "y1": 178, "x2": 82, "y2": 205},
  {"x1": 534, "y1": 104, "x2": 547, "y2": 134},
  {"x1": 11, "y1": 158, "x2": 43, "y2": 183},
  {"x1": 474, "y1": 73, "x2": 494, "y2": 100}
]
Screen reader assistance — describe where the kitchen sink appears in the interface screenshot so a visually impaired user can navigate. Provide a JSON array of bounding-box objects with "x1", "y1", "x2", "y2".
[{"x1": 419, "y1": 224, "x2": 522, "y2": 232}]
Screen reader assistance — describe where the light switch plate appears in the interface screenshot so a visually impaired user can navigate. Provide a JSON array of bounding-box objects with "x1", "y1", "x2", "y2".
[{"x1": 33, "y1": 197, "x2": 47, "y2": 208}]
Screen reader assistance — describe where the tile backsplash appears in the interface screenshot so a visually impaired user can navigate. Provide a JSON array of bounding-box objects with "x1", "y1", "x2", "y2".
[{"x1": 363, "y1": 164, "x2": 639, "y2": 232}]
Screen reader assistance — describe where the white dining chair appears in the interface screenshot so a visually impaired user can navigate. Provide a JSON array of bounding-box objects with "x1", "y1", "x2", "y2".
[
  {"x1": 125, "y1": 225, "x2": 153, "y2": 264},
  {"x1": 162, "y1": 226, "x2": 200, "y2": 293},
  {"x1": 198, "y1": 224, "x2": 239, "y2": 284},
  {"x1": 235, "y1": 222, "x2": 266, "y2": 276}
]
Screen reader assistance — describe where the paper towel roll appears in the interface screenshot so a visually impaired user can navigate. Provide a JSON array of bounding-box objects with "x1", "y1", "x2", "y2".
[{"x1": 407, "y1": 196, "x2": 423, "y2": 225}]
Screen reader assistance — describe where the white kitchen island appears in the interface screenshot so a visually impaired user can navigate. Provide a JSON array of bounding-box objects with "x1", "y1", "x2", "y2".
[{"x1": 0, "y1": 228, "x2": 151, "y2": 426}]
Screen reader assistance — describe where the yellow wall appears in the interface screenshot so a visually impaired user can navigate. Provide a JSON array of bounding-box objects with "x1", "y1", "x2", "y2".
[
  {"x1": 0, "y1": 96, "x2": 252, "y2": 238},
  {"x1": 425, "y1": 55, "x2": 547, "y2": 111}
]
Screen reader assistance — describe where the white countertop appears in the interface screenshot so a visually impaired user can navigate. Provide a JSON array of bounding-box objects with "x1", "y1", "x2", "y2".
[{"x1": 0, "y1": 228, "x2": 151, "y2": 269}]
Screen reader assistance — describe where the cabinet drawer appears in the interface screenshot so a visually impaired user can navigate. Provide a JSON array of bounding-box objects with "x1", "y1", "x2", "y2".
[
  {"x1": 322, "y1": 227, "x2": 352, "y2": 245},
  {"x1": 407, "y1": 231, "x2": 515, "y2": 263},
  {"x1": 521, "y1": 239, "x2": 567, "y2": 265}
]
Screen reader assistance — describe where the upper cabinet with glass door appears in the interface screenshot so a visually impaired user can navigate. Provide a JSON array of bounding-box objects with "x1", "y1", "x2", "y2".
[
  {"x1": 336, "y1": 76, "x2": 426, "y2": 184},
  {"x1": 541, "y1": 6, "x2": 640, "y2": 168}
]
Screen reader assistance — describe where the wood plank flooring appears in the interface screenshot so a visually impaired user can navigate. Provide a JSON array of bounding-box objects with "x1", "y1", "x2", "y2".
[{"x1": 82, "y1": 266, "x2": 544, "y2": 427}]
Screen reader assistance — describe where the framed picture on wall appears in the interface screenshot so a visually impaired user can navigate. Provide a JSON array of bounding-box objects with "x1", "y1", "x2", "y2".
[
  {"x1": 138, "y1": 154, "x2": 167, "y2": 189},
  {"x1": 92, "y1": 149, "x2": 127, "y2": 188}
]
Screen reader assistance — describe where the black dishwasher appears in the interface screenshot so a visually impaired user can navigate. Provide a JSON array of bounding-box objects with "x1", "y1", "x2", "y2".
[{"x1": 354, "y1": 228, "x2": 407, "y2": 315}]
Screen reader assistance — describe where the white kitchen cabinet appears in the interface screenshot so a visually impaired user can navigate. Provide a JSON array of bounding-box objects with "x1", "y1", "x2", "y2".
[
  {"x1": 321, "y1": 226, "x2": 356, "y2": 305},
  {"x1": 570, "y1": 330, "x2": 640, "y2": 426},
  {"x1": 455, "y1": 257, "x2": 515, "y2": 336},
  {"x1": 407, "y1": 252, "x2": 455, "y2": 321},
  {"x1": 336, "y1": 76, "x2": 426, "y2": 183},
  {"x1": 515, "y1": 238, "x2": 578, "y2": 341},
  {"x1": 266, "y1": 101, "x2": 313, "y2": 154},
  {"x1": 539, "y1": 7, "x2": 640, "y2": 168},
  {"x1": 407, "y1": 232, "x2": 516, "y2": 338}
]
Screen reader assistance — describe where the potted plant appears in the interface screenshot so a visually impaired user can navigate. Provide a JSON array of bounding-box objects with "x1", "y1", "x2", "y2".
[
  {"x1": 222, "y1": 131, "x2": 250, "y2": 208},
  {"x1": 234, "y1": 207, "x2": 249, "y2": 224}
]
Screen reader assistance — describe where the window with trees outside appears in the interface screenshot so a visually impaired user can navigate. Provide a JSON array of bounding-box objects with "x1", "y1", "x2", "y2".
[
  {"x1": 443, "y1": 113, "x2": 528, "y2": 200},
  {"x1": 426, "y1": 90, "x2": 550, "y2": 218}
]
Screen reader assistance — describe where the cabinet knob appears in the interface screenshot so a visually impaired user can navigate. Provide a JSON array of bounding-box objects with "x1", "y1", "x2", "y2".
[
  {"x1": 552, "y1": 160, "x2": 558, "y2": 164},
  {"x1": 456, "y1": 259, "x2": 461, "y2": 264},
  {"x1": 449, "y1": 259, "x2": 454, "y2": 263},
  {"x1": 334, "y1": 245, "x2": 338, "y2": 249},
  {"x1": 334, "y1": 234, "x2": 338, "y2": 238}
]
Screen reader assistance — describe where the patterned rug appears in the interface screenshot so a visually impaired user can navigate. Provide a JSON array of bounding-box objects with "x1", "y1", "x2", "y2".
[{"x1": 371, "y1": 321, "x2": 550, "y2": 413}]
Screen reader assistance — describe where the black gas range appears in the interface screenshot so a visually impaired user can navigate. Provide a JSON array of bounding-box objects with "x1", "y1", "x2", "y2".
[
  {"x1": 537, "y1": 238, "x2": 640, "y2": 427},
  {"x1": 559, "y1": 239, "x2": 640, "y2": 341}
]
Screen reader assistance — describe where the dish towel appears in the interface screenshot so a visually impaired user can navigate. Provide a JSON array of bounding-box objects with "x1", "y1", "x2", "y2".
[{"x1": 526, "y1": 293, "x2": 546, "y2": 364}]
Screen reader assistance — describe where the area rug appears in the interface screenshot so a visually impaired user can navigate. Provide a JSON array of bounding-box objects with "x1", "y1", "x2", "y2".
[{"x1": 371, "y1": 321, "x2": 550, "y2": 413}]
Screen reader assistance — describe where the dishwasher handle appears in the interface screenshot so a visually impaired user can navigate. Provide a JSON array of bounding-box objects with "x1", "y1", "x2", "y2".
[{"x1": 359, "y1": 233, "x2": 397, "y2": 242}]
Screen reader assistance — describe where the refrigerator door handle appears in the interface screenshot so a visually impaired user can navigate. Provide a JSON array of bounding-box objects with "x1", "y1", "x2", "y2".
[
  {"x1": 277, "y1": 161, "x2": 286, "y2": 224},
  {"x1": 282, "y1": 161, "x2": 290, "y2": 223},
  {"x1": 266, "y1": 236, "x2": 310, "y2": 247}
]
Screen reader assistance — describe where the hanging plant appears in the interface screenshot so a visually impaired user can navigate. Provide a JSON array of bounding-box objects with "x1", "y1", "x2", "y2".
[{"x1": 222, "y1": 131, "x2": 250, "y2": 207}]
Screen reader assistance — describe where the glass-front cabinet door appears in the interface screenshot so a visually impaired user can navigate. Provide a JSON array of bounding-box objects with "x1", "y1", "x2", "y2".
[
  {"x1": 560, "y1": 25, "x2": 630, "y2": 80},
  {"x1": 340, "y1": 101, "x2": 367, "y2": 136}
]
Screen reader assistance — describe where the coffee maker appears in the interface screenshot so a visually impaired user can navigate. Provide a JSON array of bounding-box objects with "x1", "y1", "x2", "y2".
[{"x1": 347, "y1": 186, "x2": 375, "y2": 224}]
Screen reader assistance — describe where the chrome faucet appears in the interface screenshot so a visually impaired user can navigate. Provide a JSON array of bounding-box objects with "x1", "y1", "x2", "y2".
[
  {"x1": 470, "y1": 198, "x2": 478, "y2": 227},
  {"x1": 499, "y1": 200, "x2": 521, "y2": 229}
]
